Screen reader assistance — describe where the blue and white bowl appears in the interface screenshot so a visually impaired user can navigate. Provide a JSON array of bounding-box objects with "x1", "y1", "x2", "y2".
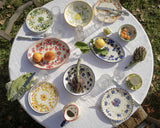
[{"x1": 63, "y1": 64, "x2": 95, "y2": 96}]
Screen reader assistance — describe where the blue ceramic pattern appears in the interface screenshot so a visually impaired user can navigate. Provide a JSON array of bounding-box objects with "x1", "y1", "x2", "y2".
[
  {"x1": 63, "y1": 64, "x2": 95, "y2": 96},
  {"x1": 89, "y1": 37, "x2": 125, "y2": 63},
  {"x1": 101, "y1": 88, "x2": 133, "y2": 121}
]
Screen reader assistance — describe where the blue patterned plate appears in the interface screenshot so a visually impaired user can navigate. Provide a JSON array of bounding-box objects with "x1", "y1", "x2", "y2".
[
  {"x1": 89, "y1": 37, "x2": 125, "y2": 63},
  {"x1": 101, "y1": 88, "x2": 133, "y2": 121},
  {"x1": 63, "y1": 64, "x2": 95, "y2": 96}
]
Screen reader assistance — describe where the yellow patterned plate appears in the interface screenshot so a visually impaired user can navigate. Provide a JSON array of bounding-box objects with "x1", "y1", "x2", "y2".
[
  {"x1": 94, "y1": 0, "x2": 122, "y2": 23},
  {"x1": 64, "y1": 1, "x2": 93, "y2": 27},
  {"x1": 28, "y1": 81, "x2": 59, "y2": 113}
]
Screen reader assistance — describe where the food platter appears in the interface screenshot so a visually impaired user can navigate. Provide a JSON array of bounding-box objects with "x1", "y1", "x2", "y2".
[
  {"x1": 26, "y1": 7, "x2": 53, "y2": 33},
  {"x1": 94, "y1": 0, "x2": 122, "y2": 23},
  {"x1": 28, "y1": 81, "x2": 59, "y2": 113},
  {"x1": 89, "y1": 37, "x2": 125, "y2": 63},
  {"x1": 101, "y1": 88, "x2": 133, "y2": 121},
  {"x1": 63, "y1": 64, "x2": 95, "y2": 96},
  {"x1": 64, "y1": 1, "x2": 93, "y2": 27},
  {"x1": 27, "y1": 38, "x2": 70, "y2": 70}
]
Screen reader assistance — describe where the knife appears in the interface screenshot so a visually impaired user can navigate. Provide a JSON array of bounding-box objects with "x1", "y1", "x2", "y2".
[
  {"x1": 96, "y1": 7, "x2": 129, "y2": 16},
  {"x1": 17, "y1": 36, "x2": 43, "y2": 41},
  {"x1": 13, "y1": 72, "x2": 36, "y2": 100}
]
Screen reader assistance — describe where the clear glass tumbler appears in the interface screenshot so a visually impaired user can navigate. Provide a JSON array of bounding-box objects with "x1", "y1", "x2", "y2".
[{"x1": 51, "y1": 6, "x2": 64, "y2": 38}]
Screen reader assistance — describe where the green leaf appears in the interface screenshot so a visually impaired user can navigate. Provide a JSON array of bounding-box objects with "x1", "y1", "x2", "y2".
[
  {"x1": 90, "y1": 39, "x2": 94, "y2": 44},
  {"x1": 80, "y1": 48, "x2": 90, "y2": 54},
  {"x1": 93, "y1": 47, "x2": 108, "y2": 56},
  {"x1": 74, "y1": 42, "x2": 89, "y2": 49}
]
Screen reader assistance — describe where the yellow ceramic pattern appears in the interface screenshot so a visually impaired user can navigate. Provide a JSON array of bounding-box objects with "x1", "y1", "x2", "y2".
[{"x1": 28, "y1": 81, "x2": 59, "y2": 113}]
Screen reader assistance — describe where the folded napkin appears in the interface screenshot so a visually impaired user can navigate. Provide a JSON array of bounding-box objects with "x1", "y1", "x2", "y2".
[{"x1": 5, "y1": 72, "x2": 34, "y2": 101}]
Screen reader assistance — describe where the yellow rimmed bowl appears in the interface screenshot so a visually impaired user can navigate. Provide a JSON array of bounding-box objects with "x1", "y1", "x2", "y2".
[{"x1": 64, "y1": 1, "x2": 93, "y2": 27}]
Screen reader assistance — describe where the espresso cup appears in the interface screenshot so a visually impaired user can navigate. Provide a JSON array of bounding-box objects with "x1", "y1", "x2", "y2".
[{"x1": 61, "y1": 102, "x2": 80, "y2": 127}]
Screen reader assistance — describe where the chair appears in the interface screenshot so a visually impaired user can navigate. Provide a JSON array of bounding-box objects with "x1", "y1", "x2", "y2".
[
  {"x1": 0, "y1": 0, "x2": 41, "y2": 43},
  {"x1": 117, "y1": 106, "x2": 160, "y2": 128}
]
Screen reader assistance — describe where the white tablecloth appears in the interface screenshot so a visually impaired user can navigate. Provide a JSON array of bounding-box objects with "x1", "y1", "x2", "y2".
[{"x1": 9, "y1": 0, "x2": 153, "y2": 127}]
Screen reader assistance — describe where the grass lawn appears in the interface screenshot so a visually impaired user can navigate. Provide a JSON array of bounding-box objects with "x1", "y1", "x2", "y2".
[{"x1": 0, "y1": 0, "x2": 160, "y2": 127}]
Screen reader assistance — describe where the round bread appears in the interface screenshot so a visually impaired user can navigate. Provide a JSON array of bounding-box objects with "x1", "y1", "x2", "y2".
[
  {"x1": 33, "y1": 52, "x2": 42, "y2": 63},
  {"x1": 44, "y1": 51, "x2": 55, "y2": 61}
]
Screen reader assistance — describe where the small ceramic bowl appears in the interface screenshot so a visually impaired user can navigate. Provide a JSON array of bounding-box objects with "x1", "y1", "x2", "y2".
[
  {"x1": 63, "y1": 64, "x2": 95, "y2": 96},
  {"x1": 64, "y1": 1, "x2": 93, "y2": 27},
  {"x1": 125, "y1": 73, "x2": 142, "y2": 90},
  {"x1": 118, "y1": 24, "x2": 137, "y2": 42}
]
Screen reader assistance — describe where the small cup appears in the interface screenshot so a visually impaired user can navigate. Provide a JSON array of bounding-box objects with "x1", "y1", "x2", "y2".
[{"x1": 61, "y1": 103, "x2": 80, "y2": 127}]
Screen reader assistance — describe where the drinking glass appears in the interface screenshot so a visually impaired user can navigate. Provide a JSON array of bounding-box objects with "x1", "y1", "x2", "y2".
[
  {"x1": 113, "y1": 68, "x2": 125, "y2": 82},
  {"x1": 74, "y1": 25, "x2": 85, "y2": 42},
  {"x1": 51, "y1": 6, "x2": 64, "y2": 38},
  {"x1": 37, "y1": 70, "x2": 50, "y2": 81}
]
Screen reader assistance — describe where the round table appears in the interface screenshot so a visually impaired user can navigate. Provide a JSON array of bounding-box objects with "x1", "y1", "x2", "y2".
[{"x1": 9, "y1": 0, "x2": 153, "y2": 127}]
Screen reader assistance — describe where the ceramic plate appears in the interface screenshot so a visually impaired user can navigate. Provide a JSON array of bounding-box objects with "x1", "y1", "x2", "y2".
[
  {"x1": 94, "y1": 0, "x2": 122, "y2": 23},
  {"x1": 27, "y1": 38, "x2": 70, "y2": 70},
  {"x1": 64, "y1": 1, "x2": 93, "y2": 27},
  {"x1": 63, "y1": 64, "x2": 95, "y2": 96},
  {"x1": 26, "y1": 7, "x2": 53, "y2": 33},
  {"x1": 101, "y1": 88, "x2": 133, "y2": 121},
  {"x1": 89, "y1": 37, "x2": 125, "y2": 63},
  {"x1": 28, "y1": 81, "x2": 59, "y2": 113},
  {"x1": 118, "y1": 24, "x2": 137, "y2": 42}
]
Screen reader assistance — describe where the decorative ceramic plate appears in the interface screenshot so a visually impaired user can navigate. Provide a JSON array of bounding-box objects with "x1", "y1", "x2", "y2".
[
  {"x1": 94, "y1": 0, "x2": 122, "y2": 23},
  {"x1": 28, "y1": 81, "x2": 59, "y2": 113},
  {"x1": 63, "y1": 64, "x2": 95, "y2": 96},
  {"x1": 118, "y1": 24, "x2": 137, "y2": 42},
  {"x1": 64, "y1": 1, "x2": 93, "y2": 27},
  {"x1": 27, "y1": 38, "x2": 70, "y2": 70},
  {"x1": 125, "y1": 73, "x2": 142, "y2": 90},
  {"x1": 101, "y1": 88, "x2": 133, "y2": 121},
  {"x1": 89, "y1": 37, "x2": 125, "y2": 63},
  {"x1": 26, "y1": 7, "x2": 53, "y2": 33}
]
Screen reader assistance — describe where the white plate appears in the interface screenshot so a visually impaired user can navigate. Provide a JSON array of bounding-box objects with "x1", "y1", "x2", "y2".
[
  {"x1": 26, "y1": 7, "x2": 53, "y2": 33},
  {"x1": 101, "y1": 88, "x2": 133, "y2": 121},
  {"x1": 28, "y1": 81, "x2": 59, "y2": 113}
]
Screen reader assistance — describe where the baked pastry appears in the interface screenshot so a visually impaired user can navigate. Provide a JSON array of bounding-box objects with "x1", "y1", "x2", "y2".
[
  {"x1": 44, "y1": 51, "x2": 55, "y2": 61},
  {"x1": 32, "y1": 52, "x2": 42, "y2": 63}
]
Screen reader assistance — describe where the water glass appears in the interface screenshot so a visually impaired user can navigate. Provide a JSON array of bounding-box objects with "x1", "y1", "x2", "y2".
[
  {"x1": 113, "y1": 68, "x2": 125, "y2": 82},
  {"x1": 74, "y1": 25, "x2": 85, "y2": 42},
  {"x1": 51, "y1": 6, "x2": 64, "y2": 38},
  {"x1": 93, "y1": 13, "x2": 105, "y2": 30},
  {"x1": 37, "y1": 70, "x2": 50, "y2": 81}
]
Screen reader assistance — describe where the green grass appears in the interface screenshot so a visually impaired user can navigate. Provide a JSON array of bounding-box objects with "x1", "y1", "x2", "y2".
[{"x1": 0, "y1": 0, "x2": 160, "y2": 127}]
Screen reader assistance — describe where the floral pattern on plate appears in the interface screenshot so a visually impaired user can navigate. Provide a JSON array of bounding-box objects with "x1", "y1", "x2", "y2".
[
  {"x1": 27, "y1": 38, "x2": 70, "y2": 70},
  {"x1": 94, "y1": 0, "x2": 122, "y2": 23},
  {"x1": 101, "y1": 88, "x2": 133, "y2": 121},
  {"x1": 28, "y1": 81, "x2": 59, "y2": 113},
  {"x1": 63, "y1": 64, "x2": 95, "y2": 96},
  {"x1": 26, "y1": 7, "x2": 53, "y2": 33},
  {"x1": 64, "y1": 1, "x2": 93, "y2": 27},
  {"x1": 89, "y1": 37, "x2": 125, "y2": 63}
]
